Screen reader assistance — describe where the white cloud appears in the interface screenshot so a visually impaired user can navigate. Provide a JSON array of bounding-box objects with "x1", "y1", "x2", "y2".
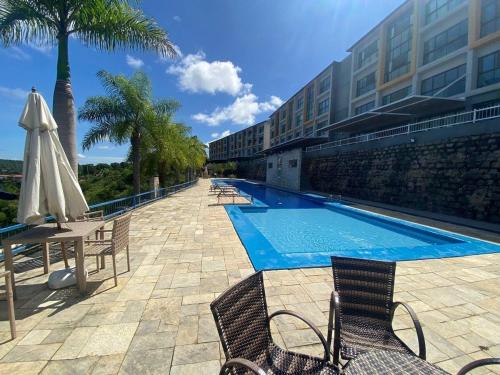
[
  {"x1": 97, "y1": 145, "x2": 113, "y2": 150},
  {"x1": 173, "y1": 15, "x2": 181, "y2": 22},
  {"x1": 210, "y1": 130, "x2": 231, "y2": 139},
  {"x1": 193, "y1": 94, "x2": 283, "y2": 126},
  {"x1": 0, "y1": 86, "x2": 30, "y2": 100},
  {"x1": 3, "y1": 47, "x2": 31, "y2": 61},
  {"x1": 80, "y1": 155, "x2": 126, "y2": 164},
  {"x1": 167, "y1": 51, "x2": 252, "y2": 96},
  {"x1": 27, "y1": 42, "x2": 52, "y2": 55},
  {"x1": 77, "y1": 153, "x2": 86, "y2": 159},
  {"x1": 126, "y1": 54, "x2": 144, "y2": 69}
]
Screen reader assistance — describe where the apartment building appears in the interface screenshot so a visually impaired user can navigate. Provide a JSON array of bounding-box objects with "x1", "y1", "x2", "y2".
[
  {"x1": 209, "y1": 0, "x2": 500, "y2": 172},
  {"x1": 208, "y1": 120, "x2": 269, "y2": 162},
  {"x1": 324, "y1": 0, "x2": 500, "y2": 138}
]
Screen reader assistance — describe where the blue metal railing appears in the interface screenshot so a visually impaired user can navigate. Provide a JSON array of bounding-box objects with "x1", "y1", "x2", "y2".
[{"x1": 0, "y1": 178, "x2": 198, "y2": 261}]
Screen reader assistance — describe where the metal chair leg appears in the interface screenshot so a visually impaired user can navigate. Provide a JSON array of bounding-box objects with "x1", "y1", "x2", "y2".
[
  {"x1": 112, "y1": 254, "x2": 118, "y2": 286},
  {"x1": 126, "y1": 245, "x2": 130, "y2": 272}
]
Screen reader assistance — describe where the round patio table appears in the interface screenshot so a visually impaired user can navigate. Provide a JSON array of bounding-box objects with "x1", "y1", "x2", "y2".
[{"x1": 344, "y1": 351, "x2": 449, "y2": 375}]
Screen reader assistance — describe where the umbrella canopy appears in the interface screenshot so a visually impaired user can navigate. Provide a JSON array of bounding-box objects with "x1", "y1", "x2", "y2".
[{"x1": 17, "y1": 90, "x2": 89, "y2": 225}]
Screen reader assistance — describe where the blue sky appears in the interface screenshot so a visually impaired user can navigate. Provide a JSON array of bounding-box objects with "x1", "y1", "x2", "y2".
[{"x1": 0, "y1": 0, "x2": 402, "y2": 164}]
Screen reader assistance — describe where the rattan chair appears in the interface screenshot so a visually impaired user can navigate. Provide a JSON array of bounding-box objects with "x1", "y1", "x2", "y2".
[
  {"x1": 58, "y1": 210, "x2": 105, "y2": 269},
  {"x1": 83, "y1": 213, "x2": 131, "y2": 286},
  {"x1": 327, "y1": 256, "x2": 426, "y2": 366},
  {"x1": 1, "y1": 270, "x2": 16, "y2": 339},
  {"x1": 211, "y1": 271, "x2": 339, "y2": 375}
]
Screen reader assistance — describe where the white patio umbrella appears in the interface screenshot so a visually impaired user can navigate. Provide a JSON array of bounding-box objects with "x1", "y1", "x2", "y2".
[{"x1": 17, "y1": 88, "x2": 89, "y2": 226}]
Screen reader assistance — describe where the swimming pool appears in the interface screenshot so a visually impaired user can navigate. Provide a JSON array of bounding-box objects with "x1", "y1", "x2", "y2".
[{"x1": 219, "y1": 179, "x2": 500, "y2": 270}]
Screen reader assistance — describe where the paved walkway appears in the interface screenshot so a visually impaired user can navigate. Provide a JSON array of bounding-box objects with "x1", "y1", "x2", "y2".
[{"x1": 0, "y1": 179, "x2": 499, "y2": 374}]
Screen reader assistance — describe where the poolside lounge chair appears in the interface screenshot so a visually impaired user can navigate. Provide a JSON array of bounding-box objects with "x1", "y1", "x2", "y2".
[
  {"x1": 211, "y1": 271, "x2": 339, "y2": 375},
  {"x1": 327, "y1": 256, "x2": 426, "y2": 366},
  {"x1": 217, "y1": 186, "x2": 241, "y2": 204},
  {"x1": 83, "y1": 213, "x2": 131, "y2": 286}
]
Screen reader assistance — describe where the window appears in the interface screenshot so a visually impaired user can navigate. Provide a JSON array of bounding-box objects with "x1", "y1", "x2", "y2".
[
  {"x1": 356, "y1": 40, "x2": 378, "y2": 70},
  {"x1": 478, "y1": 50, "x2": 500, "y2": 87},
  {"x1": 421, "y1": 64, "x2": 466, "y2": 96},
  {"x1": 384, "y1": 11, "x2": 413, "y2": 83},
  {"x1": 295, "y1": 112, "x2": 303, "y2": 127},
  {"x1": 319, "y1": 76, "x2": 331, "y2": 94},
  {"x1": 425, "y1": 0, "x2": 465, "y2": 25},
  {"x1": 423, "y1": 20, "x2": 467, "y2": 64},
  {"x1": 356, "y1": 72, "x2": 376, "y2": 97},
  {"x1": 280, "y1": 109, "x2": 286, "y2": 120},
  {"x1": 268, "y1": 162, "x2": 273, "y2": 169},
  {"x1": 481, "y1": 0, "x2": 500, "y2": 38},
  {"x1": 288, "y1": 159, "x2": 298, "y2": 168},
  {"x1": 305, "y1": 86, "x2": 314, "y2": 120},
  {"x1": 382, "y1": 86, "x2": 412, "y2": 105},
  {"x1": 354, "y1": 101, "x2": 375, "y2": 115},
  {"x1": 317, "y1": 98, "x2": 329, "y2": 116},
  {"x1": 296, "y1": 96, "x2": 304, "y2": 111}
]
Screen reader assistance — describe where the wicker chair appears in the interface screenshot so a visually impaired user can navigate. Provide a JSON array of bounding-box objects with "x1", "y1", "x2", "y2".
[
  {"x1": 83, "y1": 213, "x2": 131, "y2": 286},
  {"x1": 58, "y1": 210, "x2": 105, "y2": 269},
  {"x1": 211, "y1": 271, "x2": 339, "y2": 375},
  {"x1": 327, "y1": 256, "x2": 426, "y2": 366}
]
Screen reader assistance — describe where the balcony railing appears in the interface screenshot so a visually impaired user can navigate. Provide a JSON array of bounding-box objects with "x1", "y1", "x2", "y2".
[
  {"x1": 0, "y1": 179, "x2": 198, "y2": 261},
  {"x1": 305, "y1": 104, "x2": 500, "y2": 152}
]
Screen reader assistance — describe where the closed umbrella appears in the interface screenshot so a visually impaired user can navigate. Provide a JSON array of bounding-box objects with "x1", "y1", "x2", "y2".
[{"x1": 17, "y1": 88, "x2": 88, "y2": 226}]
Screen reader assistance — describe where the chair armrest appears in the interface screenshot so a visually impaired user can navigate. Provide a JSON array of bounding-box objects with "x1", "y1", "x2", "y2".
[
  {"x1": 269, "y1": 309, "x2": 330, "y2": 362},
  {"x1": 326, "y1": 291, "x2": 341, "y2": 365},
  {"x1": 391, "y1": 301, "x2": 426, "y2": 360},
  {"x1": 457, "y1": 358, "x2": 500, "y2": 375},
  {"x1": 219, "y1": 358, "x2": 266, "y2": 375}
]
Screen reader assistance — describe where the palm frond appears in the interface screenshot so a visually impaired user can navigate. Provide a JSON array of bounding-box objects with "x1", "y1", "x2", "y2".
[
  {"x1": 72, "y1": 0, "x2": 177, "y2": 58},
  {"x1": 0, "y1": 0, "x2": 58, "y2": 46}
]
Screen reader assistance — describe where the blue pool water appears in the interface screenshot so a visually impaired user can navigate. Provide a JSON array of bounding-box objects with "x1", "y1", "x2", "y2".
[{"x1": 219, "y1": 179, "x2": 500, "y2": 270}]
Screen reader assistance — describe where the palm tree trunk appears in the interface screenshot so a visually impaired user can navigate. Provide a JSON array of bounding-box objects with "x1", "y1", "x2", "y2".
[
  {"x1": 53, "y1": 34, "x2": 78, "y2": 175},
  {"x1": 131, "y1": 132, "x2": 141, "y2": 195}
]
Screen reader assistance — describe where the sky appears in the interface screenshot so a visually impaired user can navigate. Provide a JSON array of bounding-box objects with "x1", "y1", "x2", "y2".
[{"x1": 0, "y1": 0, "x2": 403, "y2": 164}]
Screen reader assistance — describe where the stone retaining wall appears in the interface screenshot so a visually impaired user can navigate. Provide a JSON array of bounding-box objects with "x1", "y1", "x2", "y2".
[{"x1": 303, "y1": 133, "x2": 500, "y2": 223}]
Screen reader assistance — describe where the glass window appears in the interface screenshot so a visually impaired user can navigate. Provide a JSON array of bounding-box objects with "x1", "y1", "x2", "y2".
[
  {"x1": 421, "y1": 64, "x2": 466, "y2": 95},
  {"x1": 385, "y1": 11, "x2": 413, "y2": 83},
  {"x1": 356, "y1": 40, "x2": 378, "y2": 70},
  {"x1": 296, "y1": 96, "x2": 304, "y2": 111},
  {"x1": 295, "y1": 112, "x2": 303, "y2": 127},
  {"x1": 478, "y1": 50, "x2": 500, "y2": 87},
  {"x1": 354, "y1": 101, "x2": 375, "y2": 115},
  {"x1": 317, "y1": 98, "x2": 329, "y2": 116},
  {"x1": 288, "y1": 159, "x2": 298, "y2": 168},
  {"x1": 425, "y1": 0, "x2": 465, "y2": 25},
  {"x1": 480, "y1": 0, "x2": 500, "y2": 38},
  {"x1": 280, "y1": 109, "x2": 286, "y2": 120},
  {"x1": 423, "y1": 20, "x2": 467, "y2": 64},
  {"x1": 268, "y1": 162, "x2": 273, "y2": 169},
  {"x1": 319, "y1": 76, "x2": 331, "y2": 94},
  {"x1": 316, "y1": 120, "x2": 328, "y2": 129},
  {"x1": 356, "y1": 72, "x2": 376, "y2": 97},
  {"x1": 382, "y1": 86, "x2": 412, "y2": 105},
  {"x1": 305, "y1": 86, "x2": 314, "y2": 120}
]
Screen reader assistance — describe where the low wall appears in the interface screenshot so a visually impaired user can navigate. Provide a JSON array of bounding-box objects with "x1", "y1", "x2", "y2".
[{"x1": 303, "y1": 132, "x2": 500, "y2": 224}]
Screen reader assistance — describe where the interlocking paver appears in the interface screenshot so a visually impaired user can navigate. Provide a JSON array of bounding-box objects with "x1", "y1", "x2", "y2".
[{"x1": 0, "y1": 179, "x2": 498, "y2": 374}]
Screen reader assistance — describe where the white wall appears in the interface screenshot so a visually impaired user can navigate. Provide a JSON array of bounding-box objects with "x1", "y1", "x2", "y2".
[{"x1": 266, "y1": 148, "x2": 302, "y2": 191}]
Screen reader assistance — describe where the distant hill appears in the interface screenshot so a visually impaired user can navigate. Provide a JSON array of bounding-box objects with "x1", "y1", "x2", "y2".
[{"x1": 0, "y1": 159, "x2": 23, "y2": 174}]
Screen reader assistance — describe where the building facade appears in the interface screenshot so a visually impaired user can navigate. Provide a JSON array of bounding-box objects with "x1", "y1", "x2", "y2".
[
  {"x1": 208, "y1": 120, "x2": 269, "y2": 162},
  {"x1": 209, "y1": 0, "x2": 500, "y2": 189}
]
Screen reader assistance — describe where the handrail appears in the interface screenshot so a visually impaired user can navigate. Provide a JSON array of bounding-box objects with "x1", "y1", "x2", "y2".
[
  {"x1": 305, "y1": 104, "x2": 500, "y2": 152},
  {"x1": 0, "y1": 178, "x2": 198, "y2": 260}
]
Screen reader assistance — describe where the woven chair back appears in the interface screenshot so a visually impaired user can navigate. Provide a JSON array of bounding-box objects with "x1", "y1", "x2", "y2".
[
  {"x1": 211, "y1": 272, "x2": 272, "y2": 368},
  {"x1": 111, "y1": 213, "x2": 131, "y2": 254},
  {"x1": 332, "y1": 256, "x2": 396, "y2": 326}
]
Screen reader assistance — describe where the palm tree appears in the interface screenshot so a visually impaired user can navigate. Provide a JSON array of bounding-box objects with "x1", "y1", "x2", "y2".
[
  {"x1": 79, "y1": 70, "x2": 179, "y2": 194},
  {"x1": 0, "y1": 0, "x2": 177, "y2": 174}
]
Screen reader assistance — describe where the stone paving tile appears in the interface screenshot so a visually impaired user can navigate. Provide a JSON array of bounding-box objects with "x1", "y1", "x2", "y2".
[{"x1": 0, "y1": 179, "x2": 499, "y2": 374}]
